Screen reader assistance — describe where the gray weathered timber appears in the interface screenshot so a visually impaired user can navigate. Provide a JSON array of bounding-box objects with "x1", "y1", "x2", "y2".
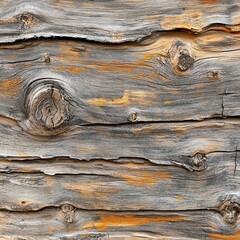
[
  {"x1": 0, "y1": 32, "x2": 240, "y2": 129},
  {"x1": 0, "y1": 0, "x2": 239, "y2": 43},
  {"x1": 0, "y1": 152, "x2": 238, "y2": 212},
  {"x1": 0, "y1": 1, "x2": 240, "y2": 239},
  {"x1": 0, "y1": 119, "x2": 239, "y2": 162},
  {"x1": 0, "y1": 208, "x2": 238, "y2": 240}
]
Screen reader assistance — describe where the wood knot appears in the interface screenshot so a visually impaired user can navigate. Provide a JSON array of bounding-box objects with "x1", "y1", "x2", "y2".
[
  {"x1": 44, "y1": 54, "x2": 51, "y2": 63},
  {"x1": 220, "y1": 197, "x2": 240, "y2": 225},
  {"x1": 169, "y1": 41, "x2": 194, "y2": 74},
  {"x1": 20, "y1": 12, "x2": 34, "y2": 27},
  {"x1": 61, "y1": 204, "x2": 75, "y2": 223},
  {"x1": 128, "y1": 112, "x2": 138, "y2": 122},
  {"x1": 207, "y1": 70, "x2": 219, "y2": 80},
  {"x1": 190, "y1": 153, "x2": 207, "y2": 171},
  {"x1": 26, "y1": 82, "x2": 74, "y2": 133},
  {"x1": 177, "y1": 50, "x2": 194, "y2": 72}
]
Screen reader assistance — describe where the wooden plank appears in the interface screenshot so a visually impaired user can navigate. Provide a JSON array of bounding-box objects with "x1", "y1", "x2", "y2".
[
  {"x1": 0, "y1": 152, "x2": 238, "y2": 211},
  {"x1": 1, "y1": 31, "x2": 240, "y2": 129},
  {"x1": 0, "y1": 0, "x2": 239, "y2": 43},
  {"x1": 0, "y1": 207, "x2": 239, "y2": 240},
  {"x1": 0, "y1": 118, "x2": 240, "y2": 162}
]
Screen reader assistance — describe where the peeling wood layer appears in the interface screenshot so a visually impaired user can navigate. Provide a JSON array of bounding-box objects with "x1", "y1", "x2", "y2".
[
  {"x1": 0, "y1": 2, "x2": 240, "y2": 238},
  {"x1": 0, "y1": 151, "x2": 238, "y2": 212},
  {"x1": 1, "y1": 118, "x2": 240, "y2": 162},
  {"x1": 0, "y1": 0, "x2": 239, "y2": 42},
  {"x1": 1, "y1": 31, "x2": 240, "y2": 132}
]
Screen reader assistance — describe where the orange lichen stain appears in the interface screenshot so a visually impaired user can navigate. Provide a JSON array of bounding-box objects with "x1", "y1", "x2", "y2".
[
  {"x1": 62, "y1": 182, "x2": 120, "y2": 197},
  {"x1": 123, "y1": 169, "x2": 171, "y2": 186},
  {"x1": 146, "y1": 15, "x2": 159, "y2": 23},
  {"x1": 170, "y1": 121, "x2": 224, "y2": 131},
  {"x1": 0, "y1": 77, "x2": 20, "y2": 97},
  {"x1": 57, "y1": 42, "x2": 80, "y2": 63},
  {"x1": 164, "y1": 99, "x2": 172, "y2": 105},
  {"x1": 161, "y1": 10, "x2": 203, "y2": 31},
  {"x1": 175, "y1": 194, "x2": 183, "y2": 201},
  {"x1": 56, "y1": 65, "x2": 85, "y2": 74},
  {"x1": 48, "y1": 226, "x2": 54, "y2": 234},
  {"x1": 5, "y1": 55, "x2": 17, "y2": 60},
  {"x1": 96, "y1": 62, "x2": 133, "y2": 73},
  {"x1": 17, "y1": 151, "x2": 28, "y2": 157},
  {"x1": 44, "y1": 176, "x2": 55, "y2": 188},
  {"x1": 171, "y1": 90, "x2": 180, "y2": 95},
  {"x1": 88, "y1": 90, "x2": 154, "y2": 106},
  {"x1": 195, "y1": 83, "x2": 205, "y2": 89},
  {"x1": 82, "y1": 214, "x2": 186, "y2": 231},
  {"x1": 199, "y1": 0, "x2": 220, "y2": 4},
  {"x1": 209, "y1": 231, "x2": 240, "y2": 240}
]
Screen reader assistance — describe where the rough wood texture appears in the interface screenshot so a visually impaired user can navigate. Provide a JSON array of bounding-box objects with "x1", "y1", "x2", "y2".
[
  {"x1": 0, "y1": 208, "x2": 239, "y2": 240},
  {"x1": 1, "y1": 31, "x2": 240, "y2": 130},
  {"x1": 0, "y1": 0, "x2": 239, "y2": 43},
  {"x1": 0, "y1": 152, "x2": 238, "y2": 212},
  {"x1": 0, "y1": 1, "x2": 240, "y2": 239}
]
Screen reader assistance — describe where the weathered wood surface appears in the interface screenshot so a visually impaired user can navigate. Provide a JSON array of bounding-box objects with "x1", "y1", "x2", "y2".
[
  {"x1": 0, "y1": 208, "x2": 239, "y2": 240},
  {"x1": 0, "y1": 0, "x2": 239, "y2": 43},
  {"x1": 0, "y1": 152, "x2": 238, "y2": 213},
  {"x1": 1, "y1": 31, "x2": 240, "y2": 130},
  {"x1": 1, "y1": 118, "x2": 240, "y2": 161},
  {"x1": 0, "y1": 1, "x2": 240, "y2": 239}
]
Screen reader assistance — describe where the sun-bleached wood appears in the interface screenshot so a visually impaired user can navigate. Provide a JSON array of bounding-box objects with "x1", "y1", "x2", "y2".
[{"x1": 0, "y1": 0, "x2": 239, "y2": 43}]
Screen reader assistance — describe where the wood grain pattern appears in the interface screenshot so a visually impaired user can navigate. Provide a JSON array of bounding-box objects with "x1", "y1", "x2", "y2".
[
  {"x1": 0, "y1": 2, "x2": 240, "y2": 238},
  {"x1": 0, "y1": 151, "x2": 238, "y2": 212},
  {"x1": 0, "y1": 31, "x2": 240, "y2": 131},
  {"x1": 0, "y1": 207, "x2": 239, "y2": 240},
  {"x1": 0, "y1": 0, "x2": 239, "y2": 43},
  {"x1": 1, "y1": 118, "x2": 240, "y2": 163}
]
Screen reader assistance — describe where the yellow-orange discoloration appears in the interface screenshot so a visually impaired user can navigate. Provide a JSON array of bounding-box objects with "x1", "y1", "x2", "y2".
[
  {"x1": 199, "y1": 0, "x2": 220, "y2": 4},
  {"x1": 44, "y1": 176, "x2": 55, "y2": 188},
  {"x1": 192, "y1": 93, "x2": 204, "y2": 98},
  {"x1": 209, "y1": 231, "x2": 240, "y2": 240},
  {"x1": 62, "y1": 182, "x2": 120, "y2": 197},
  {"x1": 95, "y1": 62, "x2": 133, "y2": 73},
  {"x1": 146, "y1": 15, "x2": 159, "y2": 24},
  {"x1": 88, "y1": 90, "x2": 155, "y2": 106},
  {"x1": 82, "y1": 214, "x2": 187, "y2": 231},
  {"x1": 48, "y1": 226, "x2": 54, "y2": 234},
  {"x1": 56, "y1": 65, "x2": 85, "y2": 74},
  {"x1": 17, "y1": 151, "x2": 28, "y2": 157},
  {"x1": 5, "y1": 54, "x2": 17, "y2": 60},
  {"x1": 169, "y1": 121, "x2": 224, "y2": 131},
  {"x1": 164, "y1": 99, "x2": 172, "y2": 105},
  {"x1": 123, "y1": 169, "x2": 171, "y2": 186},
  {"x1": 57, "y1": 42, "x2": 80, "y2": 63},
  {"x1": 161, "y1": 10, "x2": 203, "y2": 31},
  {"x1": 175, "y1": 194, "x2": 184, "y2": 201},
  {"x1": 195, "y1": 83, "x2": 205, "y2": 89},
  {"x1": 0, "y1": 77, "x2": 20, "y2": 97}
]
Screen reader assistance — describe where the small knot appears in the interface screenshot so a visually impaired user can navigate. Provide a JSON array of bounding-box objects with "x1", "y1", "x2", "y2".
[
  {"x1": 20, "y1": 12, "x2": 34, "y2": 27},
  {"x1": 220, "y1": 198, "x2": 240, "y2": 225},
  {"x1": 44, "y1": 54, "x2": 51, "y2": 63},
  {"x1": 177, "y1": 50, "x2": 194, "y2": 72},
  {"x1": 190, "y1": 153, "x2": 207, "y2": 171},
  {"x1": 61, "y1": 204, "x2": 75, "y2": 223},
  {"x1": 169, "y1": 41, "x2": 194, "y2": 74},
  {"x1": 208, "y1": 70, "x2": 219, "y2": 80},
  {"x1": 128, "y1": 112, "x2": 138, "y2": 122}
]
